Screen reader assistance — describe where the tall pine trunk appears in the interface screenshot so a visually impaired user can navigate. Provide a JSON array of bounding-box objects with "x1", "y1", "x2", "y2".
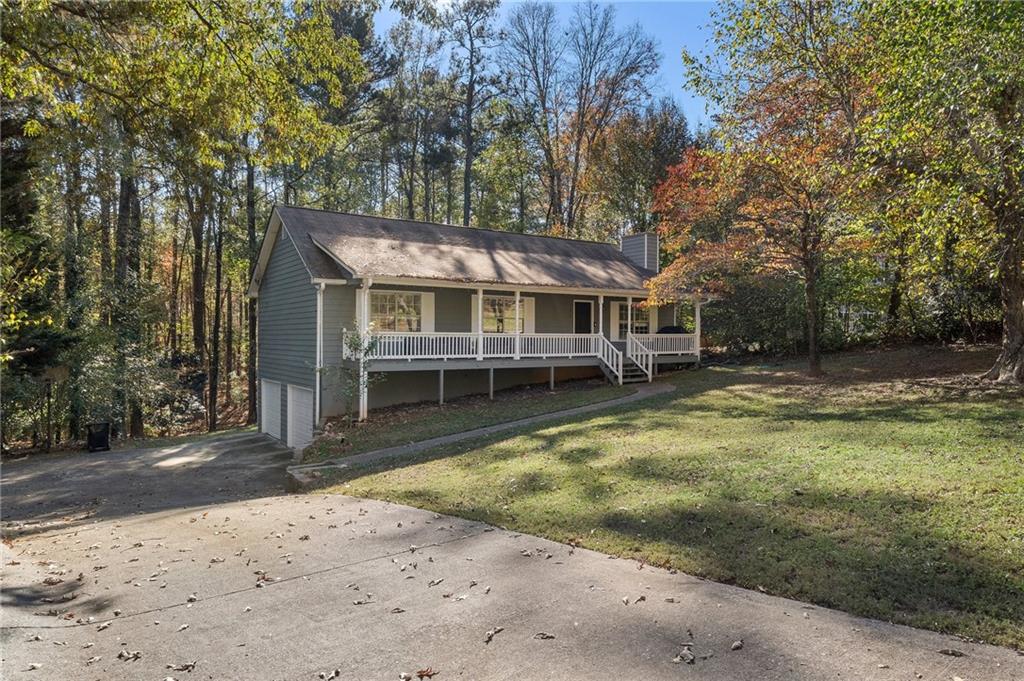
[
  {"x1": 114, "y1": 140, "x2": 144, "y2": 438},
  {"x1": 64, "y1": 145, "x2": 84, "y2": 439},
  {"x1": 245, "y1": 140, "x2": 258, "y2": 424},
  {"x1": 209, "y1": 208, "x2": 224, "y2": 431},
  {"x1": 225, "y1": 279, "x2": 233, "y2": 405}
]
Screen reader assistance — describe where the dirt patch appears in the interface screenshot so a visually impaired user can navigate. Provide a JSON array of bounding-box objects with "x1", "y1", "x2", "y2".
[
  {"x1": 717, "y1": 344, "x2": 1022, "y2": 404},
  {"x1": 320, "y1": 379, "x2": 609, "y2": 443}
]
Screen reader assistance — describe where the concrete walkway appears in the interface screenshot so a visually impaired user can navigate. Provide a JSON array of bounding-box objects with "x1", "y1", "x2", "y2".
[{"x1": 288, "y1": 380, "x2": 676, "y2": 484}]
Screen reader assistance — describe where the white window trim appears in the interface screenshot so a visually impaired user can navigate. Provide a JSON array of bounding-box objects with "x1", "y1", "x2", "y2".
[
  {"x1": 368, "y1": 289, "x2": 435, "y2": 333},
  {"x1": 572, "y1": 299, "x2": 594, "y2": 334},
  {"x1": 472, "y1": 294, "x2": 535, "y2": 334},
  {"x1": 609, "y1": 301, "x2": 657, "y2": 341}
]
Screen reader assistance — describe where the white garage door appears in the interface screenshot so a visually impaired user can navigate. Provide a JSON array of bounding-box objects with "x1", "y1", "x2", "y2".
[
  {"x1": 287, "y1": 385, "x2": 314, "y2": 450},
  {"x1": 261, "y1": 380, "x2": 281, "y2": 440}
]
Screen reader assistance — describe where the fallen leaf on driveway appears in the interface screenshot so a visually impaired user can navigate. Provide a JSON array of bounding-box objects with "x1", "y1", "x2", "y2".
[
  {"x1": 484, "y1": 627, "x2": 504, "y2": 644},
  {"x1": 166, "y1": 661, "x2": 196, "y2": 672},
  {"x1": 633, "y1": 595, "x2": 646, "y2": 604},
  {"x1": 390, "y1": 607, "x2": 406, "y2": 614},
  {"x1": 731, "y1": 640, "x2": 744, "y2": 651},
  {"x1": 416, "y1": 667, "x2": 438, "y2": 679},
  {"x1": 86, "y1": 656, "x2": 101, "y2": 664},
  {"x1": 939, "y1": 649, "x2": 966, "y2": 657},
  {"x1": 117, "y1": 649, "x2": 142, "y2": 661},
  {"x1": 428, "y1": 578, "x2": 444, "y2": 587},
  {"x1": 176, "y1": 624, "x2": 189, "y2": 632},
  {"x1": 533, "y1": 632, "x2": 555, "y2": 640},
  {"x1": 672, "y1": 647, "x2": 696, "y2": 665},
  {"x1": 96, "y1": 622, "x2": 111, "y2": 631},
  {"x1": 26, "y1": 663, "x2": 42, "y2": 671}
]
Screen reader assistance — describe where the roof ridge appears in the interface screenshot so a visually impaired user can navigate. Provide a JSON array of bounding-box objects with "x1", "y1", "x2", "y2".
[{"x1": 274, "y1": 204, "x2": 622, "y2": 249}]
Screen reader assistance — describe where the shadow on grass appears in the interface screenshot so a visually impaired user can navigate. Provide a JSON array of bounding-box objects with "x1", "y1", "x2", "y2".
[{"x1": 594, "y1": 485, "x2": 1024, "y2": 645}]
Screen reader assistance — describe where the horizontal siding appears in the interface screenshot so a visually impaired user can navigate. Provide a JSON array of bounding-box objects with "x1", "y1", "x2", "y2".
[
  {"x1": 321, "y1": 284, "x2": 356, "y2": 418},
  {"x1": 621, "y1": 234, "x2": 648, "y2": 270},
  {"x1": 258, "y1": 228, "x2": 316, "y2": 442}
]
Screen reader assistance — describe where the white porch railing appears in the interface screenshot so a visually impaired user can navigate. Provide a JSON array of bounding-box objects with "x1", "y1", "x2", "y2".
[
  {"x1": 351, "y1": 331, "x2": 607, "y2": 361},
  {"x1": 597, "y1": 335, "x2": 623, "y2": 384},
  {"x1": 629, "y1": 333, "x2": 698, "y2": 355},
  {"x1": 626, "y1": 333, "x2": 653, "y2": 381},
  {"x1": 343, "y1": 331, "x2": 697, "y2": 384},
  {"x1": 519, "y1": 333, "x2": 596, "y2": 358}
]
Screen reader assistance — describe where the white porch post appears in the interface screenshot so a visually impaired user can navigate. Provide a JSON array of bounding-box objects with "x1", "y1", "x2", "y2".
[
  {"x1": 476, "y1": 287, "x2": 484, "y2": 360},
  {"x1": 514, "y1": 289, "x2": 521, "y2": 360},
  {"x1": 315, "y1": 282, "x2": 324, "y2": 425},
  {"x1": 357, "y1": 281, "x2": 371, "y2": 421},
  {"x1": 627, "y1": 296, "x2": 633, "y2": 335},
  {"x1": 598, "y1": 294, "x2": 604, "y2": 337},
  {"x1": 694, "y1": 299, "x2": 702, "y2": 362}
]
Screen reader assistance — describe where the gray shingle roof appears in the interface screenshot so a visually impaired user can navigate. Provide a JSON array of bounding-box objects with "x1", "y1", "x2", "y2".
[{"x1": 277, "y1": 206, "x2": 654, "y2": 291}]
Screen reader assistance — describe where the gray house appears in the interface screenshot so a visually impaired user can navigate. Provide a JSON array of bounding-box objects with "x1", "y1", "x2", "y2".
[{"x1": 247, "y1": 206, "x2": 703, "y2": 449}]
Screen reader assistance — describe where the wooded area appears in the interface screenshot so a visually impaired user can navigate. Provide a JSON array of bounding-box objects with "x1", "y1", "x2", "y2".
[{"x1": 1, "y1": 0, "x2": 1021, "y2": 450}]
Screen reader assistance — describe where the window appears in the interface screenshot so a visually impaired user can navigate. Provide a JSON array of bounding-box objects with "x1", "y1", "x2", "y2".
[
  {"x1": 617, "y1": 303, "x2": 650, "y2": 337},
  {"x1": 483, "y1": 296, "x2": 524, "y2": 333},
  {"x1": 371, "y1": 292, "x2": 422, "y2": 332}
]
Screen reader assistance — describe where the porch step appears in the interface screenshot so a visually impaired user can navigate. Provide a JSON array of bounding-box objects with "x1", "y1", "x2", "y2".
[{"x1": 600, "y1": 358, "x2": 650, "y2": 385}]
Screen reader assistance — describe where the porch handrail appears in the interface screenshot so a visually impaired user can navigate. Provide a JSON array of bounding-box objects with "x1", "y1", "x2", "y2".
[
  {"x1": 626, "y1": 332, "x2": 653, "y2": 382},
  {"x1": 629, "y1": 333, "x2": 699, "y2": 355},
  {"x1": 362, "y1": 331, "x2": 603, "y2": 361},
  {"x1": 596, "y1": 335, "x2": 623, "y2": 385}
]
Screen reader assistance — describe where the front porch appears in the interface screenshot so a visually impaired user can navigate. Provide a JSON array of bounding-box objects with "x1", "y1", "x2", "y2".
[{"x1": 339, "y1": 281, "x2": 703, "y2": 419}]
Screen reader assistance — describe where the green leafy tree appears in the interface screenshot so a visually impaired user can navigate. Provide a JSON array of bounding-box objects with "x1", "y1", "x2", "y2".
[{"x1": 861, "y1": 1, "x2": 1024, "y2": 382}]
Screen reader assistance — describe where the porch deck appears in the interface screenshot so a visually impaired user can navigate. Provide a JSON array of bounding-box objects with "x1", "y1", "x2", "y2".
[{"x1": 345, "y1": 330, "x2": 700, "y2": 384}]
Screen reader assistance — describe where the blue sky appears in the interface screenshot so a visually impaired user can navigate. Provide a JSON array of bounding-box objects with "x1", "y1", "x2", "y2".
[{"x1": 374, "y1": 1, "x2": 716, "y2": 130}]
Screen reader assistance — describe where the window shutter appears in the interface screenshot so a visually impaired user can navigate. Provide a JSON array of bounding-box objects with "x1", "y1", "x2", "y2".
[
  {"x1": 470, "y1": 294, "x2": 479, "y2": 332},
  {"x1": 648, "y1": 305, "x2": 657, "y2": 333},
  {"x1": 524, "y1": 297, "x2": 536, "y2": 334},
  {"x1": 421, "y1": 292, "x2": 435, "y2": 333},
  {"x1": 609, "y1": 302, "x2": 621, "y2": 341}
]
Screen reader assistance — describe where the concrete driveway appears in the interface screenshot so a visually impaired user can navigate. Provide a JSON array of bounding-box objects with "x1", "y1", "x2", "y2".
[{"x1": 1, "y1": 433, "x2": 1021, "y2": 680}]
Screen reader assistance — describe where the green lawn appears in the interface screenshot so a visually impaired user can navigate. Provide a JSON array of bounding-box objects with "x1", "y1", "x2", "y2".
[
  {"x1": 303, "y1": 379, "x2": 634, "y2": 463},
  {"x1": 318, "y1": 346, "x2": 1024, "y2": 648}
]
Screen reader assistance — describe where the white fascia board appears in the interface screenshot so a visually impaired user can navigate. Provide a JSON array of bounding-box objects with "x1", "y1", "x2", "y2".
[{"x1": 247, "y1": 210, "x2": 284, "y2": 298}]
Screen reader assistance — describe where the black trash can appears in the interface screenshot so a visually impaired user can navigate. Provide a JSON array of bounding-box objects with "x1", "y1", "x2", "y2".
[{"x1": 86, "y1": 422, "x2": 111, "y2": 452}]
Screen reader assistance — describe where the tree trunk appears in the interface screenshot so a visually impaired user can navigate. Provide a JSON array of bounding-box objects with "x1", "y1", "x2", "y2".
[
  {"x1": 64, "y1": 147, "x2": 84, "y2": 439},
  {"x1": 803, "y1": 258, "x2": 823, "y2": 377},
  {"x1": 128, "y1": 179, "x2": 144, "y2": 437},
  {"x1": 98, "y1": 171, "x2": 112, "y2": 326},
  {"x1": 984, "y1": 223, "x2": 1024, "y2": 383},
  {"x1": 225, "y1": 279, "x2": 233, "y2": 405},
  {"x1": 114, "y1": 149, "x2": 144, "y2": 438},
  {"x1": 169, "y1": 221, "x2": 180, "y2": 353},
  {"x1": 186, "y1": 183, "x2": 209, "y2": 360},
  {"x1": 245, "y1": 141, "x2": 258, "y2": 424},
  {"x1": 209, "y1": 209, "x2": 224, "y2": 431},
  {"x1": 462, "y1": 79, "x2": 474, "y2": 227}
]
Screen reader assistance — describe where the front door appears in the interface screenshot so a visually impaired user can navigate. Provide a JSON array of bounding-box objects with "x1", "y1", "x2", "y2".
[{"x1": 573, "y1": 300, "x2": 593, "y2": 334}]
